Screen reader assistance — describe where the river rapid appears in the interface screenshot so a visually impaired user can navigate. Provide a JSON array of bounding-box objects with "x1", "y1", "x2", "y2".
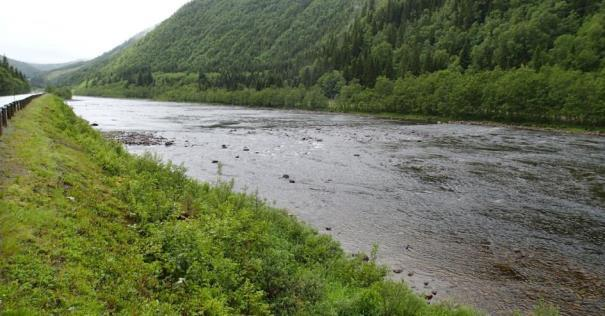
[{"x1": 68, "y1": 96, "x2": 605, "y2": 315}]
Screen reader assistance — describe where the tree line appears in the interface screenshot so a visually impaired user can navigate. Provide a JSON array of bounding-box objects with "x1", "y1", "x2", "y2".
[{"x1": 0, "y1": 56, "x2": 30, "y2": 96}]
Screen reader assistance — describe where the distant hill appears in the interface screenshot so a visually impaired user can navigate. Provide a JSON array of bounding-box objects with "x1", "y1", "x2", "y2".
[
  {"x1": 8, "y1": 58, "x2": 82, "y2": 80},
  {"x1": 43, "y1": 28, "x2": 152, "y2": 86}
]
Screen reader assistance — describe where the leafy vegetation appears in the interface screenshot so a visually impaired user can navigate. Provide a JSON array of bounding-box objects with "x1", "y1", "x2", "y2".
[
  {"x1": 0, "y1": 56, "x2": 30, "y2": 96},
  {"x1": 0, "y1": 95, "x2": 483, "y2": 314}
]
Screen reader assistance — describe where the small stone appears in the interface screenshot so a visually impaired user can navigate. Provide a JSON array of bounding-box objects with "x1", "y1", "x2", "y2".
[
  {"x1": 424, "y1": 281, "x2": 429, "y2": 286},
  {"x1": 289, "y1": 180, "x2": 296, "y2": 184},
  {"x1": 235, "y1": 156, "x2": 240, "y2": 159},
  {"x1": 431, "y1": 290, "x2": 437, "y2": 296},
  {"x1": 67, "y1": 196, "x2": 75, "y2": 202},
  {"x1": 392, "y1": 269, "x2": 403, "y2": 274},
  {"x1": 425, "y1": 294, "x2": 434, "y2": 300},
  {"x1": 91, "y1": 123, "x2": 99, "y2": 127},
  {"x1": 221, "y1": 144, "x2": 228, "y2": 149},
  {"x1": 325, "y1": 227, "x2": 332, "y2": 231},
  {"x1": 408, "y1": 272, "x2": 414, "y2": 277},
  {"x1": 354, "y1": 154, "x2": 360, "y2": 157},
  {"x1": 362, "y1": 255, "x2": 370, "y2": 262},
  {"x1": 282, "y1": 174, "x2": 290, "y2": 179},
  {"x1": 212, "y1": 160, "x2": 219, "y2": 164},
  {"x1": 243, "y1": 147, "x2": 250, "y2": 152},
  {"x1": 165, "y1": 141, "x2": 175, "y2": 147}
]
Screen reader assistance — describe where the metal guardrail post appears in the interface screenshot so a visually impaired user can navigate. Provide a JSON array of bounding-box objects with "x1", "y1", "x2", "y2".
[
  {"x1": 0, "y1": 94, "x2": 44, "y2": 137},
  {"x1": 1, "y1": 107, "x2": 7, "y2": 127}
]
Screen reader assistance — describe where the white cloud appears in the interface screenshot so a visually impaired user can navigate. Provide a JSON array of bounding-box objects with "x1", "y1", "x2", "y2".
[{"x1": 0, "y1": 0, "x2": 191, "y2": 63}]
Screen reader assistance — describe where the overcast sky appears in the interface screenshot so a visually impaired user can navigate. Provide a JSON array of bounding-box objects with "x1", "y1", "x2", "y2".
[{"x1": 0, "y1": 0, "x2": 191, "y2": 64}]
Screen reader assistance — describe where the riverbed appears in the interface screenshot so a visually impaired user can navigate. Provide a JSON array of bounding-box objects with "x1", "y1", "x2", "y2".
[{"x1": 68, "y1": 96, "x2": 605, "y2": 315}]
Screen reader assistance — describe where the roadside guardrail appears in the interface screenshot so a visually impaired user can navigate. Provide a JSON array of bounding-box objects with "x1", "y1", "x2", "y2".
[{"x1": 0, "y1": 93, "x2": 43, "y2": 136}]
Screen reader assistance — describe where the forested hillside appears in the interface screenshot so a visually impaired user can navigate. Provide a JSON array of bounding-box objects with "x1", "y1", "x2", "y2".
[
  {"x1": 74, "y1": 0, "x2": 362, "y2": 90},
  {"x1": 0, "y1": 56, "x2": 30, "y2": 96},
  {"x1": 319, "y1": 0, "x2": 605, "y2": 125},
  {"x1": 71, "y1": 0, "x2": 605, "y2": 127}
]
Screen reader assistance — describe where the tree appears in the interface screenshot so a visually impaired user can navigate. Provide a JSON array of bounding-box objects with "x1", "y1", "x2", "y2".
[{"x1": 317, "y1": 70, "x2": 346, "y2": 99}]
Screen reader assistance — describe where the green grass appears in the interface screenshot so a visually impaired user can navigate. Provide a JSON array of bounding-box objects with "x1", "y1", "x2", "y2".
[{"x1": 0, "y1": 95, "x2": 482, "y2": 315}]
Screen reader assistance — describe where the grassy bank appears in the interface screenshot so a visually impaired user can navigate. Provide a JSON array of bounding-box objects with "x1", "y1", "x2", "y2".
[{"x1": 0, "y1": 95, "x2": 486, "y2": 314}]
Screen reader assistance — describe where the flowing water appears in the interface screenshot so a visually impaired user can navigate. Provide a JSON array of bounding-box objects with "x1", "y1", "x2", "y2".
[{"x1": 68, "y1": 96, "x2": 605, "y2": 315}]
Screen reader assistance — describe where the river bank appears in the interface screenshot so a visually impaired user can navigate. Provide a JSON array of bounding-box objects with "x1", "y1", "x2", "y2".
[
  {"x1": 69, "y1": 95, "x2": 604, "y2": 315},
  {"x1": 0, "y1": 95, "x2": 489, "y2": 314}
]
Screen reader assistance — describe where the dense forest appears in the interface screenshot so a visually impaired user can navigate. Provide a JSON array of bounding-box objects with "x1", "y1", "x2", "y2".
[
  {"x1": 318, "y1": 0, "x2": 605, "y2": 125},
  {"x1": 67, "y1": 0, "x2": 362, "y2": 88},
  {"x1": 0, "y1": 56, "x2": 30, "y2": 96},
  {"x1": 66, "y1": 0, "x2": 605, "y2": 127}
]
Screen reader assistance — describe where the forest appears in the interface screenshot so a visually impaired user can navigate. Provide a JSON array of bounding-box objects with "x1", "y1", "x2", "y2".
[
  {"x1": 66, "y1": 0, "x2": 605, "y2": 127},
  {"x1": 0, "y1": 56, "x2": 30, "y2": 96}
]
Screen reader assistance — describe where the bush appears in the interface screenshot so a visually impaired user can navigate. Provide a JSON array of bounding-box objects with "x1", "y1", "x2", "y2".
[{"x1": 45, "y1": 86, "x2": 73, "y2": 100}]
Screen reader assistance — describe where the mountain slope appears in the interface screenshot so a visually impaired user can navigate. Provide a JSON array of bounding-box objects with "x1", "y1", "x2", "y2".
[
  {"x1": 67, "y1": 0, "x2": 362, "y2": 88},
  {"x1": 8, "y1": 58, "x2": 82, "y2": 82},
  {"x1": 109, "y1": 0, "x2": 360, "y2": 71}
]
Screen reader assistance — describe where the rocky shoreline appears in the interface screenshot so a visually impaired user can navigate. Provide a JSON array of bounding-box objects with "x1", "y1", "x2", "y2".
[{"x1": 102, "y1": 131, "x2": 173, "y2": 146}]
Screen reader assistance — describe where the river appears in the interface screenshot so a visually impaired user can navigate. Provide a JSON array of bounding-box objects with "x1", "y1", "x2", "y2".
[{"x1": 68, "y1": 96, "x2": 605, "y2": 315}]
